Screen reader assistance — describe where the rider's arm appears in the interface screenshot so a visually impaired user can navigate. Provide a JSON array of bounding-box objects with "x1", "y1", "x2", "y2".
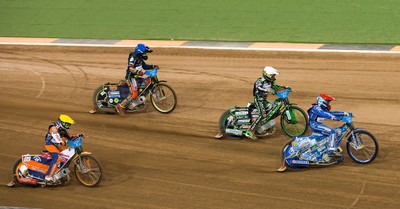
[
  {"x1": 330, "y1": 111, "x2": 348, "y2": 118},
  {"x1": 49, "y1": 127, "x2": 66, "y2": 146},
  {"x1": 128, "y1": 58, "x2": 145, "y2": 77},
  {"x1": 313, "y1": 106, "x2": 340, "y2": 121},
  {"x1": 255, "y1": 79, "x2": 269, "y2": 92},
  {"x1": 141, "y1": 61, "x2": 156, "y2": 70},
  {"x1": 271, "y1": 83, "x2": 285, "y2": 92}
]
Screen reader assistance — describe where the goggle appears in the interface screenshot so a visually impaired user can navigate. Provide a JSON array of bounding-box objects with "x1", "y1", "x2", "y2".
[{"x1": 61, "y1": 121, "x2": 71, "y2": 129}]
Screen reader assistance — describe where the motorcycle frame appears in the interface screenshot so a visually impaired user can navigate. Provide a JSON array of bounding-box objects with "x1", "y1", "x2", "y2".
[
  {"x1": 101, "y1": 70, "x2": 167, "y2": 108},
  {"x1": 289, "y1": 115, "x2": 359, "y2": 164},
  {"x1": 22, "y1": 137, "x2": 89, "y2": 181}
]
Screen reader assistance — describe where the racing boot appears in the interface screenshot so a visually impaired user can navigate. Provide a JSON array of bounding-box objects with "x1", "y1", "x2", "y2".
[
  {"x1": 327, "y1": 135, "x2": 342, "y2": 157},
  {"x1": 328, "y1": 147, "x2": 343, "y2": 158},
  {"x1": 45, "y1": 175, "x2": 55, "y2": 182},
  {"x1": 115, "y1": 104, "x2": 125, "y2": 118},
  {"x1": 245, "y1": 129, "x2": 257, "y2": 140}
]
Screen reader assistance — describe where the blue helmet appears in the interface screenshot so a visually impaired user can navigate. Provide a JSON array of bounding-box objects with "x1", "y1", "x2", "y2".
[{"x1": 134, "y1": 44, "x2": 153, "y2": 60}]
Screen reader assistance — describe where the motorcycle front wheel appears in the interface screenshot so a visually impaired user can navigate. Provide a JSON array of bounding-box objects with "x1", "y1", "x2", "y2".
[
  {"x1": 280, "y1": 106, "x2": 308, "y2": 137},
  {"x1": 150, "y1": 83, "x2": 177, "y2": 113},
  {"x1": 74, "y1": 154, "x2": 103, "y2": 187},
  {"x1": 346, "y1": 130, "x2": 379, "y2": 164}
]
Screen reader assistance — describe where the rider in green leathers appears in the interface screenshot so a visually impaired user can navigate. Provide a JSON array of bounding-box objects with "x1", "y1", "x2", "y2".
[
  {"x1": 244, "y1": 66, "x2": 281, "y2": 140},
  {"x1": 214, "y1": 66, "x2": 281, "y2": 140}
]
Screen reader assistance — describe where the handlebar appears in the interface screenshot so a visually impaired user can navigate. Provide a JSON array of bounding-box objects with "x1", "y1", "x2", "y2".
[
  {"x1": 144, "y1": 68, "x2": 158, "y2": 77},
  {"x1": 342, "y1": 112, "x2": 353, "y2": 124}
]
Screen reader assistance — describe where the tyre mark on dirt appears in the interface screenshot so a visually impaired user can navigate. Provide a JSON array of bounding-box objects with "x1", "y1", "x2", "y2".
[
  {"x1": 0, "y1": 61, "x2": 46, "y2": 99},
  {"x1": 25, "y1": 68, "x2": 46, "y2": 99},
  {"x1": 170, "y1": 67, "x2": 251, "y2": 112},
  {"x1": 2, "y1": 51, "x2": 88, "y2": 100},
  {"x1": 350, "y1": 181, "x2": 366, "y2": 208},
  {"x1": 135, "y1": 175, "x2": 349, "y2": 208}
]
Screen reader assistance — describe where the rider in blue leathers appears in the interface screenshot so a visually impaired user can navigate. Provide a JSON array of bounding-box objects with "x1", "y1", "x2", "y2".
[
  {"x1": 116, "y1": 43, "x2": 157, "y2": 117},
  {"x1": 308, "y1": 94, "x2": 349, "y2": 156}
]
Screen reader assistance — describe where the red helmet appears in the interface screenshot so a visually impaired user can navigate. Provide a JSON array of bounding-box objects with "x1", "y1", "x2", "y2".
[{"x1": 317, "y1": 94, "x2": 335, "y2": 110}]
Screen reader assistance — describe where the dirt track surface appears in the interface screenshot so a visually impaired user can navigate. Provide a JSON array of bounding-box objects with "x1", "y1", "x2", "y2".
[{"x1": 0, "y1": 45, "x2": 399, "y2": 209}]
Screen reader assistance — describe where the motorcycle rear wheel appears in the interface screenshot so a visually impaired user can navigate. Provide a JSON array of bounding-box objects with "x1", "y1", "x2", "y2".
[
  {"x1": 281, "y1": 141, "x2": 307, "y2": 172},
  {"x1": 92, "y1": 85, "x2": 104, "y2": 111},
  {"x1": 280, "y1": 106, "x2": 308, "y2": 137},
  {"x1": 150, "y1": 83, "x2": 177, "y2": 113},
  {"x1": 219, "y1": 110, "x2": 242, "y2": 139},
  {"x1": 12, "y1": 159, "x2": 37, "y2": 187},
  {"x1": 74, "y1": 154, "x2": 103, "y2": 187},
  {"x1": 346, "y1": 130, "x2": 379, "y2": 164}
]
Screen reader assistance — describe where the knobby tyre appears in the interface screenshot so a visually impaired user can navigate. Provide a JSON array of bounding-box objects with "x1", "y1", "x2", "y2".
[
  {"x1": 12, "y1": 159, "x2": 38, "y2": 187},
  {"x1": 74, "y1": 154, "x2": 103, "y2": 187},
  {"x1": 92, "y1": 85, "x2": 104, "y2": 111},
  {"x1": 346, "y1": 130, "x2": 379, "y2": 164},
  {"x1": 219, "y1": 110, "x2": 242, "y2": 139},
  {"x1": 280, "y1": 106, "x2": 308, "y2": 137},
  {"x1": 150, "y1": 83, "x2": 177, "y2": 113}
]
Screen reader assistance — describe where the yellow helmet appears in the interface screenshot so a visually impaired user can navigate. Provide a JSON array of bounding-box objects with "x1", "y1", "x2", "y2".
[{"x1": 57, "y1": 114, "x2": 75, "y2": 130}]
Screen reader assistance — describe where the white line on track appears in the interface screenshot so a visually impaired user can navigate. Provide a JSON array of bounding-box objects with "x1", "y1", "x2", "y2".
[{"x1": 1, "y1": 42, "x2": 400, "y2": 54}]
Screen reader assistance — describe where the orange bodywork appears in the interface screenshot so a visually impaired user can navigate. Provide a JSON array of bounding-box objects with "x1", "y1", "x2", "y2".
[{"x1": 24, "y1": 159, "x2": 50, "y2": 174}]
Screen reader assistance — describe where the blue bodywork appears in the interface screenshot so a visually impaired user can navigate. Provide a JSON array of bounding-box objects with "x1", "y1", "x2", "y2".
[{"x1": 283, "y1": 115, "x2": 353, "y2": 167}]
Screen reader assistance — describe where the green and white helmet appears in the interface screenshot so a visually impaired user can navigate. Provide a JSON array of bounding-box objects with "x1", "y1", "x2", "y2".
[{"x1": 263, "y1": 66, "x2": 280, "y2": 82}]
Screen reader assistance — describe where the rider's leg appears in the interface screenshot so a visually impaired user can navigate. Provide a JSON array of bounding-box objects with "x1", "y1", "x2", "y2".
[
  {"x1": 310, "y1": 122, "x2": 338, "y2": 153},
  {"x1": 246, "y1": 96, "x2": 265, "y2": 140},
  {"x1": 45, "y1": 145, "x2": 61, "y2": 181},
  {"x1": 116, "y1": 79, "x2": 138, "y2": 117}
]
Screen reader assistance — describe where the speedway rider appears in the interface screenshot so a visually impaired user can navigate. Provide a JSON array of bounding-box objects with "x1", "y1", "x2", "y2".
[
  {"x1": 245, "y1": 66, "x2": 282, "y2": 140},
  {"x1": 44, "y1": 114, "x2": 82, "y2": 182},
  {"x1": 116, "y1": 43, "x2": 158, "y2": 117},
  {"x1": 308, "y1": 94, "x2": 350, "y2": 156}
]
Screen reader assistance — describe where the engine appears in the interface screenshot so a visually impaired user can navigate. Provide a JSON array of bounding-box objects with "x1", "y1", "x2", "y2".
[
  {"x1": 54, "y1": 168, "x2": 70, "y2": 181},
  {"x1": 257, "y1": 120, "x2": 276, "y2": 133},
  {"x1": 128, "y1": 96, "x2": 146, "y2": 109}
]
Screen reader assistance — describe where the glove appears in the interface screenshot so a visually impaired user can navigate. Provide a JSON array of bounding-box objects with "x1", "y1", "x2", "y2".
[
  {"x1": 344, "y1": 112, "x2": 350, "y2": 117},
  {"x1": 153, "y1": 65, "x2": 159, "y2": 69},
  {"x1": 331, "y1": 116, "x2": 339, "y2": 121},
  {"x1": 79, "y1": 133, "x2": 85, "y2": 138},
  {"x1": 269, "y1": 89, "x2": 276, "y2": 95}
]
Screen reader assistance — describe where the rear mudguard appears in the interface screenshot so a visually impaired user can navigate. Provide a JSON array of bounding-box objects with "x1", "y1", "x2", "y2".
[{"x1": 282, "y1": 141, "x2": 311, "y2": 168}]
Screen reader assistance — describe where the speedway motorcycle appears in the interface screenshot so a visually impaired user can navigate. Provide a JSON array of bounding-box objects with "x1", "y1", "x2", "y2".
[
  {"x1": 90, "y1": 67, "x2": 177, "y2": 114},
  {"x1": 216, "y1": 86, "x2": 308, "y2": 139},
  {"x1": 8, "y1": 135, "x2": 103, "y2": 187},
  {"x1": 278, "y1": 113, "x2": 379, "y2": 172}
]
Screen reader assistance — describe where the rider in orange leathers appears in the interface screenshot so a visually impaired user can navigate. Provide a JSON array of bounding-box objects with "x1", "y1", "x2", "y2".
[{"x1": 44, "y1": 114, "x2": 80, "y2": 181}]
